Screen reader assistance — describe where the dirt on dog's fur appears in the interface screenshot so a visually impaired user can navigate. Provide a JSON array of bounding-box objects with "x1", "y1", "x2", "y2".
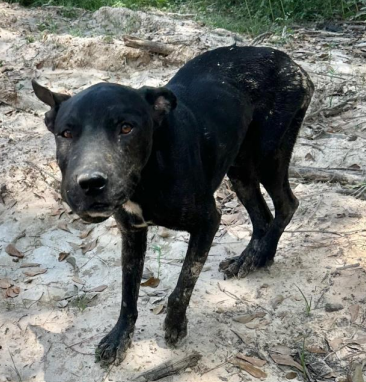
[{"x1": 1, "y1": 3, "x2": 366, "y2": 381}]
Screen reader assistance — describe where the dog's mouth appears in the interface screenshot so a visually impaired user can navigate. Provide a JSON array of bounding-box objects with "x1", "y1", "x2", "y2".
[
  {"x1": 79, "y1": 199, "x2": 128, "y2": 223},
  {"x1": 62, "y1": 185, "x2": 129, "y2": 223},
  {"x1": 83, "y1": 202, "x2": 115, "y2": 219}
]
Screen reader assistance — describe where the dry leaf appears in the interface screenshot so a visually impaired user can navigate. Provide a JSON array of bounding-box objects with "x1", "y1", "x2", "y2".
[
  {"x1": 23, "y1": 268, "x2": 47, "y2": 277},
  {"x1": 0, "y1": 278, "x2": 13, "y2": 289},
  {"x1": 6, "y1": 286, "x2": 20, "y2": 298},
  {"x1": 307, "y1": 346, "x2": 327, "y2": 354},
  {"x1": 72, "y1": 276, "x2": 85, "y2": 285},
  {"x1": 350, "y1": 336, "x2": 366, "y2": 345},
  {"x1": 57, "y1": 222, "x2": 71, "y2": 233},
  {"x1": 81, "y1": 239, "x2": 98, "y2": 254},
  {"x1": 66, "y1": 256, "x2": 77, "y2": 271},
  {"x1": 328, "y1": 337, "x2": 343, "y2": 351},
  {"x1": 50, "y1": 208, "x2": 62, "y2": 216},
  {"x1": 58, "y1": 252, "x2": 70, "y2": 262},
  {"x1": 270, "y1": 354, "x2": 302, "y2": 371},
  {"x1": 230, "y1": 357, "x2": 267, "y2": 379},
  {"x1": 80, "y1": 227, "x2": 94, "y2": 239},
  {"x1": 347, "y1": 342, "x2": 362, "y2": 351},
  {"x1": 236, "y1": 354, "x2": 266, "y2": 367},
  {"x1": 48, "y1": 161, "x2": 58, "y2": 172},
  {"x1": 233, "y1": 311, "x2": 266, "y2": 324},
  {"x1": 141, "y1": 277, "x2": 160, "y2": 288},
  {"x1": 349, "y1": 304, "x2": 360, "y2": 323},
  {"x1": 305, "y1": 152, "x2": 315, "y2": 161},
  {"x1": 67, "y1": 242, "x2": 80, "y2": 251},
  {"x1": 245, "y1": 319, "x2": 270, "y2": 330},
  {"x1": 285, "y1": 372, "x2": 297, "y2": 380},
  {"x1": 19, "y1": 263, "x2": 40, "y2": 268},
  {"x1": 349, "y1": 163, "x2": 361, "y2": 170},
  {"x1": 271, "y1": 345, "x2": 293, "y2": 355},
  {"x1": 271, "y1": 295, "x2": 284, "y2": 310},
  {"x1": 5, "y1": 244, "x2": 24, "y2": 258},
  {"x1": 152, "y1": 304, "x2": 165, "y2": 315},
  {"x1": 88, "y1": 285, "x2": 108, "y2": 292}
]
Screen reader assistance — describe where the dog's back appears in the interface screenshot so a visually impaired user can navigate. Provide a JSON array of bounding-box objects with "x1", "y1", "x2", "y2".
[{"x1": 158, "y1": 45, "x2": 314, "y2": 193}]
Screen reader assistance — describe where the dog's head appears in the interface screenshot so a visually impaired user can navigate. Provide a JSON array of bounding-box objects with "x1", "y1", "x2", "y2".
[{"x1": 32, "y1": 80, "x2": 176, "y2": 222}]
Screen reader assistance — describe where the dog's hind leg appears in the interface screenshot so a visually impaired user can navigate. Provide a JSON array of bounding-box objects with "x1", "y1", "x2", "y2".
[
  {"x1": 164, "y1": 199, "x2": 221, "y2": 345},
  {"x1": 220, "y1": 107, "x2": 308, "y2": 278},
  {"x1": 220, "y1": 163, "x2": 273, "y2": 278}
]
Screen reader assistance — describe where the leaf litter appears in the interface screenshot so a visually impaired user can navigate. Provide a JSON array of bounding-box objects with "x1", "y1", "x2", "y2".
[
  {"x1": 6, "y1": 286, "x2": 20, "y2": 298},
  {"x1": 81, "y1": 238, "x2": 98, "y2": 254},
  {"x1": 23, "y1": 269, "x2": 47, "y2": 277},
  {"x1": 5, "y1": 243, "x2": 24, "y2": 258},
  {"x1": 230, "y1": 356, "x2": 267, "y2": 379},
  {"x1": 19, "y1": 263, "x2": 41, "y2": 268},
  {"x1": 141, "y1": 277, "x2": 160, "y2": 288},
  {"x1": 58, "y1": 252, "x2": 70, "y2": 262}
]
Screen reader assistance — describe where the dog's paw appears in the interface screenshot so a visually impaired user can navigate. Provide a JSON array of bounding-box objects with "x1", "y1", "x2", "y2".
[
  {"x1": 219, "y1": 250, "x2": 273, "y2": 279},
  {"x1": 164, "y1": 315, "x2": 188, "y2": 347},
  {"x1": 219, "y1": 255, "x2": 242, "y2": 278},
  {"x1": 96, "y1": 328, "x2": 132, "y2": 367}
]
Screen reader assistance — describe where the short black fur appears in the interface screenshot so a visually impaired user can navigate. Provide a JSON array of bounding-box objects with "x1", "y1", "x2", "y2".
[{"x1": 32, "y1": 46, "x2": 314, "y2": 365}]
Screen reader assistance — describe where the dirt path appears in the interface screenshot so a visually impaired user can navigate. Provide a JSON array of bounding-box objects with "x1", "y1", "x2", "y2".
[{"x1": 1, "y1": 3, "x2": 366, "y2": 381}]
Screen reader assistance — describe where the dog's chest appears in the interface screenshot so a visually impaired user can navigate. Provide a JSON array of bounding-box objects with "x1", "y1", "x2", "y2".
[{"x1": 121, "y1": 200, "x2": 152, "y2": 228}]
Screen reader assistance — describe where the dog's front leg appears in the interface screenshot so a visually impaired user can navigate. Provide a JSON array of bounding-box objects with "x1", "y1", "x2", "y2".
[
  {"x1": 164, "y1": 203, "x2": 221, "y2": 345},
  {"x1": 96, "y1": 226, "x2": 147, "y2": 366}
]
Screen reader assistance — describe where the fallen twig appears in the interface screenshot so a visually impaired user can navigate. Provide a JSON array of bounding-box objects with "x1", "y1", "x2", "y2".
[
  {"x1": 305, "y1": 95, "x2": 365, "y2": 121},
  {"x1": 200, "y1": 360, "x2": 228, "y2": 375},
  {"x1": 133, "y1": 351, "x2": 202, "y2": 381},
  {"x1": 230, "y1": 329, "x2": 246, "y2": 345},
  {"x1": 250, "y1": 32, "x2": 272, "y2": 46},
  {"x1": 8, "y1": 349, "x2": 22, "y2": 382},
  {"x1": 123, "y1": 35, "x2": 174, "y2": 56},
  {"x1": 289, "y1": 165, "x2": 365, "y2": 185},
  {"x1": 331, "y1": 263, "x2": 360, "y2": 274}
]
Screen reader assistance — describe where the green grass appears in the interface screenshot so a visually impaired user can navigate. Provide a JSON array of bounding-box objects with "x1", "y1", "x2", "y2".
[
  {"x1": 299, "y1": 337, "x2": 308, "y2": 380},
  {"x1": 296, "y1": 285, "x2": 312, "y2": 316},
  {"x1": 5, "y1": 0, "x2": 364, "y2": 35},
  {"x1": 70, "y1": 295, "x2": 90, "y2": 311},
  {"x1": 151, "y1": 244, "x2": 163, "y2": 278}
]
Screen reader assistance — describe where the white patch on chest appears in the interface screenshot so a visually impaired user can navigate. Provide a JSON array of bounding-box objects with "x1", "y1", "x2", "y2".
[
  {"x1": 122, "y1": 200, "x2": 152, "y2": 228},
  {"x1": 123, "y1": 200, "x2": 144, "y2": 218}
]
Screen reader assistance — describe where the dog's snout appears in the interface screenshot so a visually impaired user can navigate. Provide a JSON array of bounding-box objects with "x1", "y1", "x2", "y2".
[{"x1": 77, "y1": 172, "x2": 108, "y2": 195}]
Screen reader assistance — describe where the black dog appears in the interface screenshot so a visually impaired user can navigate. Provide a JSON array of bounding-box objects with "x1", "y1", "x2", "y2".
[{"x1": 32, "y1": 45, "x2": 313, "y2": 365}]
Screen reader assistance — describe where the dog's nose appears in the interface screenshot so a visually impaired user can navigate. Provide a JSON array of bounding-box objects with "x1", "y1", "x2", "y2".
[{"x1": 77, "y1": 172, "x2": 107, "y2": 195}]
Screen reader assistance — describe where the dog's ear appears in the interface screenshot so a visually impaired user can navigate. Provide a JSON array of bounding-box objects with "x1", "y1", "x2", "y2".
[
  {"x1": 139, "y1": 86, "x2": 177, "y2": 125},
  {"x1": 32, "y1": 79, "x2": 71, "y2": 132}
]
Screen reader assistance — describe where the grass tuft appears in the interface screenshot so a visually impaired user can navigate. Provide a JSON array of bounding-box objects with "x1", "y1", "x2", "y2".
[
  {"x1": 4, "y1": 0, "x2": 362, "y2": 35},
  {"x1": 296, "y1": 285, "x2": 312, "y2": 316}
]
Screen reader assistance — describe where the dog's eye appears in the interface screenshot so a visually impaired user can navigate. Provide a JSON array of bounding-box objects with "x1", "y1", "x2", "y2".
[
  {"x1": 61, "y1": 129, "x2": 72, "y2": 139},
  {"x1": 120, "y1": 123, "x2": 133, "y2": 135}
]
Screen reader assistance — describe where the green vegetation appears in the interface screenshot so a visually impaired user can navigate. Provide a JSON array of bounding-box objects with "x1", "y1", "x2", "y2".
[
  {"x1": 5, "y1": 0, "x2": 365, "y2": 35},
  {"x1": 151, "y1": 244, "x2": 163, "y2": 278},
  {"x1": 299, "y1": 337, "x2": 309, "y2": 380},
  {"x1": 70, "y1": 294, "x2": 90, "y2": 311},
  {"x1": 296, "y1": 285, "x2": 312, "y2": 316}
]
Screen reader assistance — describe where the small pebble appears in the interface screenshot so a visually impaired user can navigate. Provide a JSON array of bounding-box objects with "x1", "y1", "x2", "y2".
[{"x1": 325, "y1": 303, "x2": 344, "y2": 312}]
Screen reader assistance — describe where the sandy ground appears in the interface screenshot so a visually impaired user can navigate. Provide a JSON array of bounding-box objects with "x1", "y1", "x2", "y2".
[{"x1": 1, "y1": 2, "x2": 366, "y2": 381}]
